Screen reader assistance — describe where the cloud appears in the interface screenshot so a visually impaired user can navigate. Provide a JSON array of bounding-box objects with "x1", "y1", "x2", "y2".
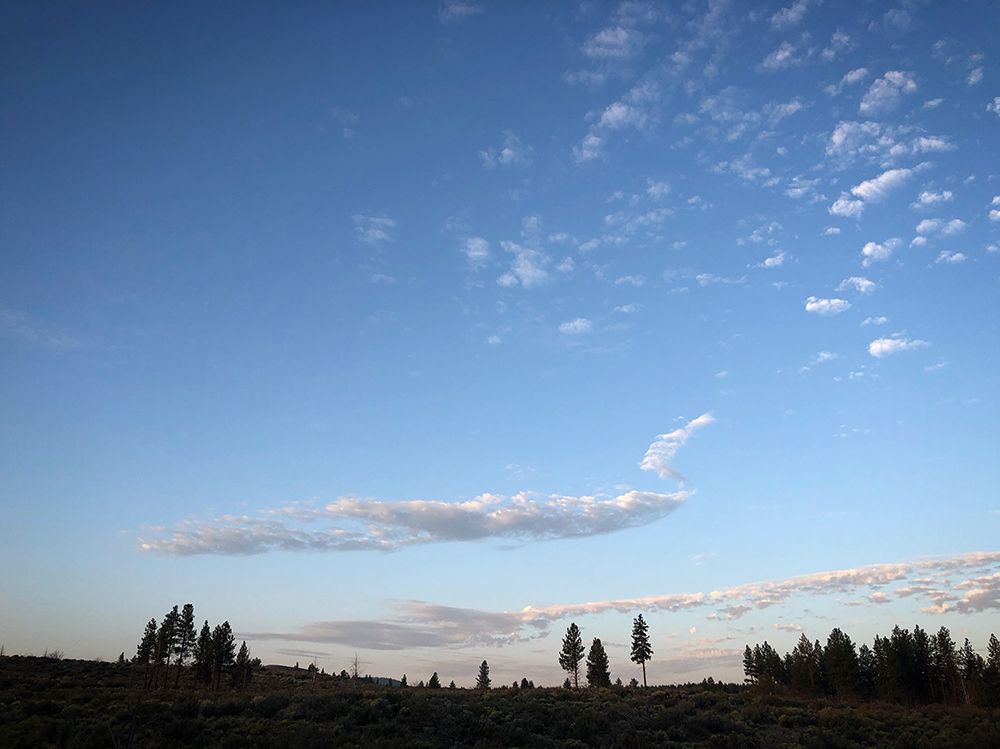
[
  {"x1": 915, "y1": 218, "x2": 966, "y2": 237},
  {"x1": 639, "y1": 413, "x2": 715, "y2": 482},
  {"x1": 851, "y1": 168, "x2": 914, "y2": 202},
  {"x1": 912, "y1": 190, "x2": 954, "y2": 209},
  {"x1": 991, "y1": 195, "x2": 1000, "y2": 222},
  {"x1": 861, "y1": 315, "x2": 889, "y2": 327},
  {"x1": 868, "y1": 335, "x2": 930, "y2": 358},
  {"x1": 243, "y1": 551, "x2": 1000, "y2": 649},
  {"x1": 695, "y1": 273, "x2": 747, "y2": 287},
  {"x1": 989, "y1": 97, "x2": 1000, "y2": 117},
  {"x1": 861, "y1": 237, "x2": 902, "y2": 267},
  {"x1": 438, "y1": 2, "x2": 484, "y2": 24},
  {"x1": 770, "y1": 0, "x2": 811, "y2": 29},
  {"x1": 574, "y1": 133, "x2": 605, "y2": 163},
  {"x1": 0, "y1": 310, "x2": 81, "y2": 351},
  {"x1": 935, "y1": 251, "x2": 967, "y2": 264},
  {"x1": 859, "y1": 71, "x2": 917, "y2": 116},
  {"x1": 353, "y1": 214, "x2": 396, "y2": 247},
  {"x1": 581, "y1": 26, "x2": 646, "y2": 60},
  {"x1": 756, "y1": 252, "x2": 786, "y2": 269},
  {"x1": 497, "y1": 241, "x2": 550, "y2": 289},
  {"x1": 967, "y1": 67, "x2": 983, "y2": 86},
  {"x1": 576, "y1": 78, "x2": 659, "y2": 162},
  {"x1": 558, "y1": 318, "x2": 593, "y2": 335},
  {"x1": 479, "y1": 132, "x2": 533, "y2": 168},
  {"x1": 463, "y1": 237, "x2": 490, "y2": 270},
  {"x1": 804, "y1": 296, "x2": 850, "y2": 316},
  {"x1": 758, "y1": 42, "x2": 800, "y2": 73},
  {"x1": 837, "y1": 276, "x2": 877, "y2": 294},
  {"x1": 330, "y1": 107, "x2": 359, "y2": 139}
]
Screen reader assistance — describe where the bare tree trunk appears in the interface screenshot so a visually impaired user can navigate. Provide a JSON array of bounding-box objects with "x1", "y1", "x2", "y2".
[{"x1": 642, "y1": 661, "x2": 647, "y2": 688}]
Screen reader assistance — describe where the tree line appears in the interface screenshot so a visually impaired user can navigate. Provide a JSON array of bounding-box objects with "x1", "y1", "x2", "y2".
[
  {"x1": 557, "y1": 614, "x2": 654, "y2": 689},
  {"x1": 744, "y1": 625, "x2": 1000, "y2": 706},
  {"x1": 131, "y1": 603, "x2": 260, "y2": 690}
]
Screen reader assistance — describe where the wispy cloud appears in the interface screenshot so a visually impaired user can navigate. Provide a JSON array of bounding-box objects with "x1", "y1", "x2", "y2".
[
  {"x1": 353, "y1": 214, "x2": 396, "y2": 247},
  {"x1": 0, "y1": 310, "x2": 81, "y2": 351},
  {"x1": 437, "y1": 1, "x2": 484, "y2": 24},
  {"x1": 868, "y1": 334, "x2": 930, "y2": 358},
  {"x1": 639, "y1": 413, "x2": 714, "y2": 482}
]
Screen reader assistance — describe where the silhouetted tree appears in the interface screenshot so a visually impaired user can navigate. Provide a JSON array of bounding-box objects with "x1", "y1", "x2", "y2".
[
  {"x1": 857, "y1": 643, "x2": 876, "y2": 699},
  {"x1": 559, "y1": 623, "x2": 585, "y2": 688},
  {"x1": 211, "y1": 621, "x2": 236, "y2": 690},
  {"x1": 154, "y1": 607, "x2": 179, "y2": 688},
  {"x1": 428, "y1": 672, "x2": 441, "y2": 689},
  {"x1": 173, "y1": 603, "x2": 196, "y2": 688},
  {"x1": 743, "y1": 645, "x2": 758, "y2": 685},
  {"x1": 193, "y1": 620, "x2": 213, "y2": 687},
  {"x1": 586, "y1": 638, "x2": 612, "y2": 688},
  {"x1": 823, "y1": 628, "x2": 860, "y2": 699},
  {"x1": 959, "y1": 637, "x2": 985, "y2": 705},
  {"x1": 232, "y1": 641, "x2": 250, "y2": 688},
  {"x1": 449, "y1": 680, "x2": 456, "y2": 689},
  {"x1": 630, "y1": 614, "x2": 653, "y2": 687},
  {"x1": 135, "y1": 618, "x2": 158, "y2": 689},
  {"x1": 932, "y1": 626, "x2": 959, "y2": 704},
  {"x1": 911, "y1": 625, "x2": 933, "y2": 702},
  {"x1": 400, "y1": 674, "x2": 407, "y2": 687},
  {"x1": 563, "y1": 677, "x2": 572, "y2": 689},
  {"x1": 476, "y1": 660, "x2": 490, "y2": 690},
  {"x1": 786, "y1": 633, "x2": 820, "y2": 696}
]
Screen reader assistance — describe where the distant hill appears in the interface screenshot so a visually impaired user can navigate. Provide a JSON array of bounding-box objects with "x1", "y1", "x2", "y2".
[{"x1": 264, "y1": 664, "x2": 400, "y2": 687}]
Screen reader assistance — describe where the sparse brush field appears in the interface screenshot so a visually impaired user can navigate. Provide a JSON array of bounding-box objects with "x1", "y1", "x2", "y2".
[{"x1": 1, "y1": 656, "x2": 998, "y2": 748}]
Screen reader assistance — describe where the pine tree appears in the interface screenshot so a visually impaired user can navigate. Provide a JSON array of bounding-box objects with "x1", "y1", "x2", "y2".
[
  {"x1": 117, "y1": 651, "x2": 126, "y2": 666},
  {"x1": 449, "y1": 680, "x2": 456, "y2": 689},
  {"x1": 520, "y1": 677, "x2": 530, "y2": 689},
  {"x1": 136, "y1": 618, "x2": 158, "y2": 689},
  {"x1": 563, "y1": 677, "x2": 572, "y2": 689},
  {"x1": 743, "y1": 645, "x2": 758, "y2": 685},
  {"x1": 586, "y1": 638, "x2": 612, "y2": 688},
  {"x1": 932, "y1": 626, "x2": 959, "y2": 704},
  {"x1": 400, "y1": 674, "x2": 407, "y2": 687},
  {"x1": 173, "y1": 603, "x2": 196, "y2": 688},
  {"x1": 559, "y1": 622, "x2": 585, "y2": 688},
  {"x1": 911, "y1": 625, "x2": 933, "y2": 702},
  {"x1": 958, "y1": 638, "x2": 985, "y2": 705},
  {"x1": 476, "y1": 660, "x2": 491, "y2": 690},
  {"x1": 428, "y1": 672, "x2": 441, "y2": 689},
  {"x1": 985, "y1": 633, "x2": 1000, "y2": 706},
  {"x1": 193, "y1": 620, "x2": 213, "y2": 687},
  {"x1": 630, "y1": 614, "x2": 653, "y2": 687},
  {"x1": 211, "y1": 621, "x2": 236, "y2": 690},
  {"x1": 232, "y1": 641, "x2": 250, "y2": 688},
  {"x1": 857, "y1": 643, "x2": 876, "y2": 699},
  {"x1": 823, "y1": 628, "x2": 860, "y2": 699}
]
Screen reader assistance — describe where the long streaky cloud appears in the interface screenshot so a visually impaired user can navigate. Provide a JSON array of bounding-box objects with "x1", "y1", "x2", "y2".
[{"x1": 243, "y1": 551, "x2": 1000, "y2": 650}]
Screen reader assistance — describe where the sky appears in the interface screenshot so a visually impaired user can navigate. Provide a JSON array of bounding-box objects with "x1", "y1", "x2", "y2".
[{"x1": 1, "y1": 0, "x2": 999, "y2": 687}]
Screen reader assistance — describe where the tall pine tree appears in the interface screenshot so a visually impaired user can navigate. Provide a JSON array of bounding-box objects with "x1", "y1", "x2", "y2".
[
  {"x1": 630, "y1": 614, "x2": 653, "y2": 687},
  {"x1": 135, "y1": 618, "x2": 158, "y2": 689},
  {"x1": 476, "y1": 660, "x2": 491, "y2": 690},
  {"x1": 173, "y1": 603, "x2": 196, "y2": 688},
  {"x1": 193, "y1": 620, "x2": 213, "y2": 687},
  {"x1": 559, "y1": 623, "x2": 585, "y2": 688},
  {"x1": 586, "y1": 638, "x2": 612, "y2": 688}
]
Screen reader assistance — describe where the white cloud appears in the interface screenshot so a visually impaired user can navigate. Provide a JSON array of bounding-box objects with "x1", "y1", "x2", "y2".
[
  {"x1": 639, "y1": 413, "x2": 715, "y2": 482},
  {"x1": 353, "y1": 214, "x2": 396, "y2": 247},
  {"x1": 463, "y1": 236, "x2": 490, "y2": 270},
  {"x1": 936, "y1": 251, "x2": 967, "y2": 264},
  {"x1": 0, "y1": 309, "x2": 81, "y2": 351},
  {"x1": 614, "y1": 303, "x2": 639, "y2": 314},
  {"x1": 558, "y1": 317, "x2": 593, "y2": 335},
  {"x1": 868, "y1": 335, "x2": 930, "y2": 358},
  {"x1": 912, "y1": 190, "x2": 954, "y2": 209},
  {"x1": 851, "y1": 167, "x2": 914, "y2": 202},
  {"x1": 770, "y1": 0, "x2": 810, "y2": 29},
  {"x1": 861, "y1": 238, "x2": 901, "y2": 267},
  {"x1": 916, "y1": 218, "x2": 967, "y2": 237},
  {"x1": 581, "y1": 25, "x2": 646, "y2": 60},
  {"x1": 758, "y1": 42, "x2": 800, "y2": 73},
  {"x1": 829, "y1": 195, "x2": 864, "y2": 217},
  {"x1": 646, "y1": 179, "x2": 670, "y2": 199},
  {"x1": 479, "y1": 132, "x2": 532, "y2": 168},
  {"x1": 923, "y1": 97, "x2": 944, "y2": 109},
  {"x1": 438, "y1": 1, "x2": 483, "y2": 23},
  {"x1": 861, "y1": 315, "x2": 889, "y2": 327},
  {"x1": 989, "y1": 97, "x2": 1000, "y2": 117},
  {"x1": 574, "y1": 133, "x2": 605, "y2": 163},
  {"x1": 912, "y1": 136, "x2": 954, "y2": 153},
  {"x1": 756, "y1": 251, "x2": 786, "y2": 268},
  {"x1": 967, "y1": 67, "x2": 984, "y2": 86},
  {"x1": 859, "y1": 71, "x2": 917, "y2": 116},
  {"x1": 991, "y1": 195, "x2": 1000, "y2": 221},
  {"x1": 330, "y1": 107, "x2": 359, "y2": 139},
  {"x1": 804, "y1": 296, "x2": 850, "y2": 316},
  {"x1": 614, "y1": 274, "x2": 646, "y2": 287},
  {"x1": 837, "y1": 276, "x2": 877, "y2": 294},
  {"x1": 497, "y1": 241, "x2": 550, "y2": 289}
]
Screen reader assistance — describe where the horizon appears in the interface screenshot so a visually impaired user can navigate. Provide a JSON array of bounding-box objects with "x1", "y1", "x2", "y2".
[{"x1": 1, "y1": 0, "x2": 999, "y2": 690}]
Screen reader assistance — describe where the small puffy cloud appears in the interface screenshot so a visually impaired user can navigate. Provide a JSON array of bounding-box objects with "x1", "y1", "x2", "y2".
[
  {"x1": 497, "y1": 241, "x2": 549, "y2": 289},
  {"x1": 861, "y1": 238, "x2": 901, "y2": 267},
  {"x1": 756, "y1": 251, "x2": 786, "y2": 268},
  {"x1": 991, "y1": 195, "x2": 1000, "y2": 221},
  {"x1": 916, "y1": 218, "x2": 967, "y2": 237},
  {"x1": 912, "y1": 190, "x2": 954, "y2": 209},
  {"x1": 640, "y1": 413, "x2": 715, "y2": 482},
  {"x1": 614, "y1": 275, "x2": 646, "y2": 287},
  {"x1": 462, "y1": 237, "x2": 490, "y2": 270},
  {"x1": 804, "y1": 296, "x2": 851, "y2": 316},
  {"x1": 859, "y1": 71, "x2": 917, "y2": 116},
  {"x1": 770, "y1": 0, "x2": 811, "y2": 29},
  {"x1": 967, "y1": 67, "x2": 984, "y2": 86},
  {"x1": 555, "y1": 257, "x2": 575, "y2": 274},
  {"x1": 486, "y1": 335, "x2": 501, "y2": 346},
  {"x1": 353, "y1": 214, "x2": 396, "y2": 247},
  {"x1": 862, "y1": 315, "x2": 889, "y2": 327},
  {"x1": 479, "y1": 132, "x2": 532, "y2": 168},
  {"x1": 646, "y1": 179, "x2": 670, "y2": 199},
  {"x1": 936, "y1": 251, "x2": 967, "y2": 264},
  {"x1": 574, "y1": 133, "x2": 605, "y2": 163},
  {"x1": 989, "y1": 98, "x2": 1000, "y2": 117},
  {"x1": 330, "y1": 107, "x2": 359, "y2": 139},
  {"x1": 438, "y1": 1, "x2": 483, "y2": 23},
  {"x1": 614, "y1": 303, "x2": 639, "y2": 313},
  {"x1": 581, "y1": 26, "x2": 646, "y2": 60},
  {"x1": 868, "y1": 335, "x2": 930, "y2": 358},
  {"x1": 823, "y1": 226, "x2": 841, "y2": 236},
  {"x1": 837, "y1": 276, "x2": 877, "y2": 294},
  {"x1": 558, "y1": 317, "x2": 593, "y2": 335},
  {"x1": 912, "y1": 136, "x2": 955, "y2": 153},
  {"x1": 829, "y1": 196, "x2": 864, "y2": 218},
  {"x1": 851, "y1": 167, "x2": 914, "y2": 202},
  {"x1": 758, "y1": 42, "x2": 800, "y2": 73}
]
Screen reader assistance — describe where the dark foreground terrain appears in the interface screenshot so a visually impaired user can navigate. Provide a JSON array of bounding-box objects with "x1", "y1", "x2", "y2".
[{"x1": 2, "y1": 657, "x2": 998, "y2": 748}]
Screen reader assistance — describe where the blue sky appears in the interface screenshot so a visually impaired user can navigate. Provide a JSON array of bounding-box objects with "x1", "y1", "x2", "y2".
[{"x1": 2, "y1": 0, "x2": 999, "y2": 686}]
